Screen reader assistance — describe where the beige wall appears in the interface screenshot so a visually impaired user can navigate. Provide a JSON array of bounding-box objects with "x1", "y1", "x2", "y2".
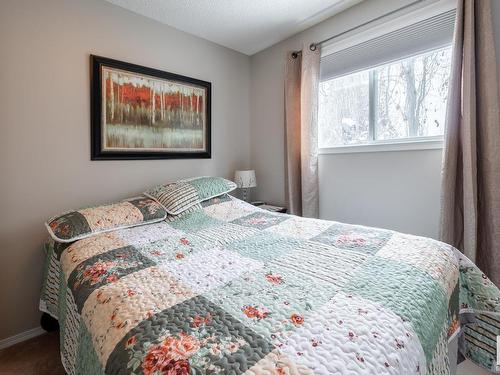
[
  {"x1": 318, "y1": 149, "x2": 443, "y2": 238},
  {"x1": 250, "y1": 0, "x2": 500, "y2": 239},
  {"x1": 0, "y1": 0, "x2": 251, "y2": 340}
]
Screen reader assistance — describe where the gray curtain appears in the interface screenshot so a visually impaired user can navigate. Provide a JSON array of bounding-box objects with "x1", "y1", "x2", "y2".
[
  {"x1": 440, "y1": 0, "x2": 500, "y2": 286},
  {"x1": 284, "y1": 45, "x2": 321, "y2": 218}
]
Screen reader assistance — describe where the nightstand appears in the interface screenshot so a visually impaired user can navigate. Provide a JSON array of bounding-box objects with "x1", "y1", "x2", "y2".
[{"x1": 251, "y1": 202, "x2": 287, "y2": 213}]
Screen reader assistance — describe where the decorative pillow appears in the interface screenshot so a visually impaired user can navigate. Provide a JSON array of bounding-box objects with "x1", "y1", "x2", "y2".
[
  {"x1": 144, "y1": 176, "x2": 237, "y2": 215},
  {"x1": 46, "y1": 196, "x2": 167, "y2": 243}
]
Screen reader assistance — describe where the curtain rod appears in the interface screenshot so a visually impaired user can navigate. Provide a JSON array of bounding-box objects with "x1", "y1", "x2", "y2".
[{"x1": 291, "y1": 0, "x2": 424, "y2": 58}]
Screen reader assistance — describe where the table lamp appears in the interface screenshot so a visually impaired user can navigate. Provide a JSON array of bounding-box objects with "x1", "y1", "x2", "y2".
[{"x1": 234, "y1": 170, "x2": 257, "y2": 202}]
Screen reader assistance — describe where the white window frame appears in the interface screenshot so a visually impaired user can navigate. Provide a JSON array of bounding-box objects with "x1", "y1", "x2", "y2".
[
  {"x1": 318, "y1": 0, "x2": 455, "y2": 154},
  {"x1": 319, "y1": 136, "x2": 443, "y2": 154}
]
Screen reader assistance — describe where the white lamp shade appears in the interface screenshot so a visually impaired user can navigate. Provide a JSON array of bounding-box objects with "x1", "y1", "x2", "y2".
[{"x1": 234, "y1": 170, "x2": 257, "y2": 188}]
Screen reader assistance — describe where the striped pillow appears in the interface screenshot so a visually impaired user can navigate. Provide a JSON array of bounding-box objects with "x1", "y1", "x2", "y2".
[{"x1": 144, "y1": 176, "x2": 236, "y2": 215}]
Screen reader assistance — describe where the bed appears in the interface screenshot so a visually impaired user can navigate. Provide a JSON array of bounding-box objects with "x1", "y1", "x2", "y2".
[{"x1": 40, "y1": 186, "x2": 500, "y2": 375}]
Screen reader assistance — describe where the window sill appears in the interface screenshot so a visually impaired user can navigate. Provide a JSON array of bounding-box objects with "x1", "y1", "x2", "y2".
[{"x1": 318, "y1": 137, "x2": 443, "y2": 154}]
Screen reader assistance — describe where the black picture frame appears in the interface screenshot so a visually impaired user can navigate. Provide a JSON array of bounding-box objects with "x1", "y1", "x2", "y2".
[{"x1": 90, "y1": 55, "x2": 211, "y2": 160}]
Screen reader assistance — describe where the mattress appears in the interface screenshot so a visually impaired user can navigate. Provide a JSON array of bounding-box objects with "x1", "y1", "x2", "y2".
[{"x1": 40, "y1": 195, "x2": 500, "y2": 374}]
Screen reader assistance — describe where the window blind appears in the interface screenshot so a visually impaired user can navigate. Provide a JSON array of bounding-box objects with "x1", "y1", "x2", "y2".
[{"x1": 320, "y1": 9, "x2": 456, "y2": 81}]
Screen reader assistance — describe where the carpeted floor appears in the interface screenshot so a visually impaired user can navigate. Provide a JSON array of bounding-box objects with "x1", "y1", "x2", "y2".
[
  {"x1": 0, "y1": 332, "x2": 65, "y2": 375},
  {"x1": 0, "y1": 332, "x2": 491, "y2": 374}
]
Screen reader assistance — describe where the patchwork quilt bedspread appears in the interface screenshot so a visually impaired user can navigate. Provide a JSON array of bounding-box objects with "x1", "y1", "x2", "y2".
[{"x1": 40, "y1": 195, "x2": 500, "y2": 375}]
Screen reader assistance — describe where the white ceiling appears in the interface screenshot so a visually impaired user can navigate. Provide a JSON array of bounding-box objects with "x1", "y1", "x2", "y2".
[{"x1": 104, "y1": 0, "x2": 362, "y2": 55}]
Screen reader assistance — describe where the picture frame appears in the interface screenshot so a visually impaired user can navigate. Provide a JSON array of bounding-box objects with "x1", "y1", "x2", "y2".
[{"x1": 90, "y1": 55, "x2": 211, "y2": 160}]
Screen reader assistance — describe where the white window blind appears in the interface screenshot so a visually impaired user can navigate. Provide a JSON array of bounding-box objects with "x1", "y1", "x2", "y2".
[{"x1": 320, "y1": 9, "x2": 456, "y2": 81}]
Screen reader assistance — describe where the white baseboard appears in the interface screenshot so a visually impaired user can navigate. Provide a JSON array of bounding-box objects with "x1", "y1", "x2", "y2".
[{"x1": 0, "y1": 327, "x2": 45, "y2": 350}]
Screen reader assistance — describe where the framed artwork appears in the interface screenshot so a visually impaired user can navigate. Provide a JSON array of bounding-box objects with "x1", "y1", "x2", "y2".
[{"x1": 90, "y1": 55, "x2": 211, "y2": 160}]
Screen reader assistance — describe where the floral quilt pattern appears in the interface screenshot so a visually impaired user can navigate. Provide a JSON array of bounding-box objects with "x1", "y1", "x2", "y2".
[{"x1": 39, "y1": 195, "x2": 500, "y2": 375}]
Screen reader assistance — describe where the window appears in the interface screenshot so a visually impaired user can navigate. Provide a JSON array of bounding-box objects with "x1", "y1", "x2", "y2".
[
  {"x1": 318, "y1": 46, "x2": 452, "y2": 148},
  {"x1": 317, "y1": 5, "x2": 455, "y2": 150}
]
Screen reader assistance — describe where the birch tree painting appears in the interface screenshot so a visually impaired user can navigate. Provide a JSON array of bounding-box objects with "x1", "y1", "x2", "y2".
[{"x1": 101, "y1": 67, "x2": 207, "y2": 152}]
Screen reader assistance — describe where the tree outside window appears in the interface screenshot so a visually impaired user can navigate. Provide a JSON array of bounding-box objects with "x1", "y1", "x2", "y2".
[{"x1": 318, "y1": 46, "x2": 452, "y2": 148}]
